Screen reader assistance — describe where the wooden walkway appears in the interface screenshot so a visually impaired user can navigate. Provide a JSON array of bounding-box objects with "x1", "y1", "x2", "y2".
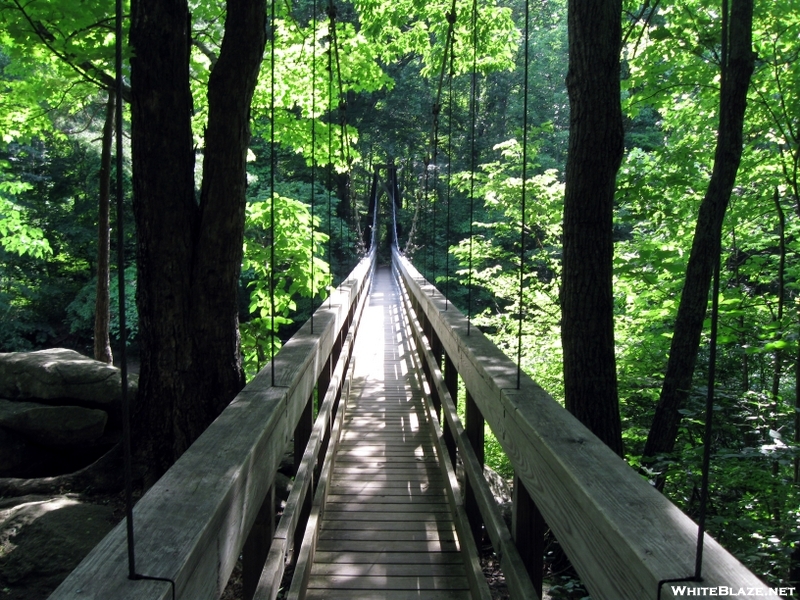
[{"x1": 305, "y1": 266, "x2": 474, "y2": 600}]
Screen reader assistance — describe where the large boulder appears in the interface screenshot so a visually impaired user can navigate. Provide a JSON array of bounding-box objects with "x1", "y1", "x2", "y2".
[
  {"x1": 0, "y1": 400, "x2": 107, "y2": 447},
  {"x1": 0, "y1": 349, "x2": 136, "y2": 421},
  {"x1": 0, "y1": 428, "x2": 28, "y2": 473}
]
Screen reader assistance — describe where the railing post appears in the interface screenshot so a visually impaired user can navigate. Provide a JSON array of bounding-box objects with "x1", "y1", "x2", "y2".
[
  {"x1": 292, "y1": 394, "x2": 314, "y2": 563},
  {"x1": 442, "y1": 353, "x2": 458, "y2": 469},
  {"x1": 513, "y1": 475, "x2": 545, "y2": 598},
  {"x1": 429, "y1": 330, "x2": 444, "y2": 417},
  {"x1": 464, "y1": 390, "x2": 485, "y2": 545},
  {"x1": 242, "y1": 484, "x2": 276, "y2": 600},
  {"x1": 314, "y1": 356, "x2": 332, "y2": 482}
]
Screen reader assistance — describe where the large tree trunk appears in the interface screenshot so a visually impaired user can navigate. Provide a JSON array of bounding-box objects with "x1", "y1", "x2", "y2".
[
  {"x1": 93, "y1": 90, "x2": 115, "y2": 365},
  {"x1": 130, "y1": 0, "x2": 266, "y2": 487},
  {"x1": 560, "y1": 0, "x2": 624, "y2": 456},
  {"x1": 642, "y1": 0, "x2": 755, "y2": 480}
]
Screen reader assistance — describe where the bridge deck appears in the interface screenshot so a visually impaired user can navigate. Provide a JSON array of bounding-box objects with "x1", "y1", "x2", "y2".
[{"x1": 305, "y1": 266, "x2": 473, "y2": 600}]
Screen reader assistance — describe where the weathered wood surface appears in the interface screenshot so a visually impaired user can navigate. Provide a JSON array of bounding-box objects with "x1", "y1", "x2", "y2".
[
  {"x1": 47, "y1": 251, "x2": 376, "y2": 600},
  {"x1": 393, "y1": 249, "x2": 768, "y2": 600},
  {"x1": 300, "y1": 267, "x2": 483, "y2": 600},
  {"x1": 396, "y1": 265, "x2": 539, "y2": 600}
]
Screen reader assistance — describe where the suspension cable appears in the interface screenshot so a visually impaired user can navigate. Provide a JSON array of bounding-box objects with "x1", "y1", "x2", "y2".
[
  {"x1": 515, "y1": 0, "x2": 530, "y2": 389},
  {"x1": 117, "y1": 2, "x2": 176, "y2": 596},
  {"x1": 466, "y1": 0, "x2": 479, "y2": 335},
  {"x1": 444, "y1": 46, "x2": 454, "y2": 311},
  {"x1": 657, "y1": 1, "x2": 726, "y2": 595},
  {"x1": 310, "y1": 0, "x2": 318, "y2": 333},
  {"x1": 327, "y1": 0, "x2": 334, "y2": 306},
  {"x1": 270, "y1": 0, "x2": 277, "y2": 385}
]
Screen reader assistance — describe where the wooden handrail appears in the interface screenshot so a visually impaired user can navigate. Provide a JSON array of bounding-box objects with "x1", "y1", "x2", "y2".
[
  {"x1": 48, "y1": 249, "x2": 377, "y2": 600},
  {"x1": 394, "y1": 261, "x2": 540, "y2": 600},
  {"x1": 392, "y1": 248, "x2": 768, "y2": 600}
]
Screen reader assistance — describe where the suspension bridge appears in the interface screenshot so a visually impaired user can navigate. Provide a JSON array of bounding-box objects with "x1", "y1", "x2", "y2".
[{"x1": 49, "y1": 177, "x2": 770, "y2": 600}]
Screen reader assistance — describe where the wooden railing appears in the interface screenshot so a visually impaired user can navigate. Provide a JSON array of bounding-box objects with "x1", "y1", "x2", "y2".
[
  {"x1": 48, "y1": 246, "x2": 376, "y2": 600},
  {"x1": 392, "y1": 247, "x2": 770, "y2": 600}
]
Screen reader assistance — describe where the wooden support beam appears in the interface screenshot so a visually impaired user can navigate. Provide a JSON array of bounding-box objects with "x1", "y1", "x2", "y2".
[
  {"x1": 513, "y1": 475, "x2": 545, "y2": 598},
  {"x1": 442, "y1": 353, "x2": 458, "y2": 469},
  {"x1": 242, "y1": 485, "x2": 276, "y2": 600},
  {"x1": 464, "y1": 391, "x2": 485, "y2": 545}
]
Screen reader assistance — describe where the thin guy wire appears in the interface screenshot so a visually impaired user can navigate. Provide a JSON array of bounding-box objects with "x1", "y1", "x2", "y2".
[
  {"x1": 327, "y1": 0, "x2": 334, "y2": 307},
  {"x1": 270, "y1": 0, "x2": 277, "y2": 385},
  {"x1": 310, "y1": 0, "x2": 317, "y2": 333},
  {"x1": 516, "y1": 0, "x2": 530, "y2": 389},
  {"x1": 117, "y1": 4, "x2": 175, "y2": 597},
  {"x1": 695, "y1": 0, "x2": 728, "y2": 580},
  {"x1": 445, "y1": 52, "x2": 454, "y2": 311},
  {"x1": 115, "y1": 0, "x2": 134, "y2": 579},
  {"x1": 467, "y1": 0, "x2": 479, "y2": 335}
]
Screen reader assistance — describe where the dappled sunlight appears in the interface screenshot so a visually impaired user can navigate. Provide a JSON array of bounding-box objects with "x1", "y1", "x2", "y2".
[{"x1": 305, "y1": 266, "x2": 471, "y2": 597}]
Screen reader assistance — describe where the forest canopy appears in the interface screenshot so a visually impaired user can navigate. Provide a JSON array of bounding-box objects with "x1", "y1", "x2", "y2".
[{"x1": 0, "y1": 0, "x2": 799, "y2": 590}]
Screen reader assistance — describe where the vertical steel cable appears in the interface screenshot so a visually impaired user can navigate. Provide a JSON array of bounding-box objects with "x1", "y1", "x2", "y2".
[
  {"x1": 115, "y1": 0, "x2": 134, "y2": 579},
  {"x1": 466, "y1": 0, "x2": 479, "y2": 335},
  {"x1": 117, "y1": 4, "x2": 176, "y2": 597},
  {"x1": 270, "y1": 0, "x2": 277, "y2": 385},
  {"x1": 657, "y1": 2, "x2": 726, "y2": 595},
  {"x1": 694, "y1": 0, "x2": 728, "y2": 581},
  {"x1": 516, "y1": 0, "x2": 530, "y2": 389},
  {"x1": 327, "y1": 0, "x2": 334, "y2": 306},
  {"x1": 310, "y1": 0, "x2": 318, "y2": 333},
  {"x1": 445, "y1": 47, "x2": 454, "y2": 311}
]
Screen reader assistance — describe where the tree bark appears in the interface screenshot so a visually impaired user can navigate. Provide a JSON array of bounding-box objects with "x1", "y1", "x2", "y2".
[
  {"x1": 560, "y1": 0, "x2": 624, "y2": 456},
  {"x1": 642, "y1": 0, "x2": 755, "y2": 477},
  {"x1": 130, "y1": 0, "x2": 266, "y2": 487},
  {"x1": 94, "y1": 90, "x2": 115, "y2": 365}
]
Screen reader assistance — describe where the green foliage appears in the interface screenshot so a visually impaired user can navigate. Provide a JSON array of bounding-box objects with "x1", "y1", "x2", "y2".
[
  {"x1": 65, "y1": 267, "x2": 138, "y2": 341},
  {"x1": 0, "y1": 168, "x2": 51, "y2": 259},
  {"x1": 449, "y1": 137, "x2": 565, "y2": 396},
  {"x1": 240, "y1": 193, "x2": 331, "y2": 381}
]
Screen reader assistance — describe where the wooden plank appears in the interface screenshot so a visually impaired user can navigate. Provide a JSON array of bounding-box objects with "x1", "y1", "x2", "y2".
[
  {"x1": 317, "y1": 530, "x2": 458, "y2": 542},
  {"x1": 311, "y1": 563, "x2": 465, "y2": 576},
  {"x1": 307, "y1": 575, "x2": 469, "y2": 590},
  {"x1": 313, "y1": 551, "x2": 464, "y2": 564},
  {"x1": 394, "y1": 249, "x2": 770, "y2": 600},
  {"x1": 305, "y1": 590, "x2": 472, "y2": 600},
  {"x1": 299, "y1": 267, "x2": 474, "y2": 600},
  {"x1": 322, "y1": 511, "x2": 454, "y2": 522},
  {"x1": 325, "y1": 503, "x2": 451, "y2": 512},
  {"x1": 315, "y1": 540, "x2": 461, "y2": 553}
]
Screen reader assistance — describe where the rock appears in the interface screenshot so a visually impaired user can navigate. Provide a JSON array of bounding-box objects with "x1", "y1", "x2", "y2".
[
  {"x1": 0, "y1": 495, "x2": 116, "y2": 595},
  {"x1": 0, "y1": 400, "x2": 107, "y2": 446},
  {"x1": 0, "y1": 349, "x2": 137, "y2": 421},
  {"x1": 0, "y1": 428, "x2": 28, "y2": 473},
  {"x1": 274, "y1": 472, "x2": 293, "y2": 503},
  {"x1": 483, "y1": 465, "x2": 513, "y2": 529}
]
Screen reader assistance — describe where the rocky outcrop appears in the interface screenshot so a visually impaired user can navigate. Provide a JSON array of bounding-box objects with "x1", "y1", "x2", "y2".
[
  {"x1": 0, "y1": 349, "x2": 136, "y2": 421},
  {"x1": 0, "y1": 401, "x2": 107, "y2": 447},
  {"x1": 0, "y1": 349, "x2": 132, "y2": 478}
]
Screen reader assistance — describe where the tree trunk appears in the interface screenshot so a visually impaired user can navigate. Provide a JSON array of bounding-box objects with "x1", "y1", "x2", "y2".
[
  {"x1": 94, "y1": 90, "x2": 115, "y2": 365},
  {"x1": 560, "y1": 0, "x2": 624, "y2": 456},
  {"x1": 642, "y1": 0, "x2": 755, "y2": 478},
  {"x1": 130, "y1": 0, "x2": 266, "y2": 487}
]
